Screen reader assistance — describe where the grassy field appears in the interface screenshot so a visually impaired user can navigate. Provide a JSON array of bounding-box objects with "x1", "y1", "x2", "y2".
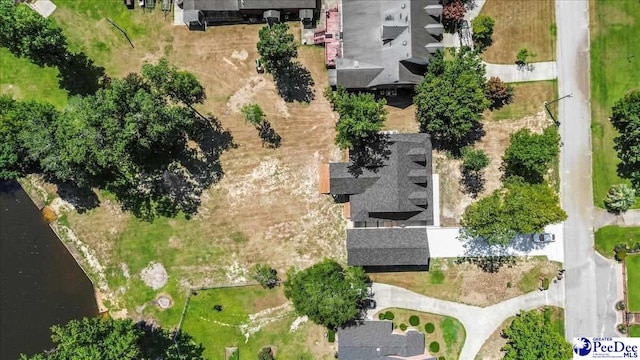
[
  {"x1": 475, "y1": 307, "x2": 564, "y2": 360},
  {"x1": 590, "y1": 0, "x2": 640, "y2": 209},
  {"x1": 11, "y1": 1, "x2": 348, "y2": 328},
  {"x1": 482, "y1": 80, "x2": 557, "y2": 122},
  {"x1": 631, "y1": 325, "x2": 640, "y2": 338},
  {"x1": 181, "y1": 286, "x2": 333, "y2": 360},
  {"x1": 594, "y1": 226, "x2": 640, "y2": 258},
  {"x1": 0, "y1": 49, "x2": 68, "y2": 108},
  {"x1": 627, "y1": 255, "x2": 640, "y2": 312},
  {"x1": 375, "y1": 308, "x2": 465, "y2": 360},
  {"x1": 479, "y1": 0, "x2": 556, "y2": 63},
  {"x1": 369, "y1": 258, "x2": 561, "y2": 307}
]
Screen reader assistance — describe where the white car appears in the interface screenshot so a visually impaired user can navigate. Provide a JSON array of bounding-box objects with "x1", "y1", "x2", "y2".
[{"x1": 532, "y1": 233, "x2": 555, "y2": 243}]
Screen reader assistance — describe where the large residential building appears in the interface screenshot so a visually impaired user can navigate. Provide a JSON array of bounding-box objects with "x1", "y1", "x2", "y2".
[
  {"x1": 177, "y1": 0, "x2": 319, "y2": 29},
  {"x1": 320, "y1": 133, "x2": 434, "y2": 271},
  {"x1": 327, "y1": 0, "x2": 444, "y2": 90}
]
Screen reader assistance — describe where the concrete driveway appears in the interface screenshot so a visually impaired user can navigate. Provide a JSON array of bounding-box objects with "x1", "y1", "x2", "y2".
[
  {"x1": 28, "y1": 0, "x2": 57, "y2": 18},
  {"x1": 426, "y1": 223, "x2": 564, "y2": 263},
  {"x1": 484, "y1": 61, "x2": 557, "y2": 82},
  {"x1": 370, "y1": 282, "x2": 564, "y2": 360}
]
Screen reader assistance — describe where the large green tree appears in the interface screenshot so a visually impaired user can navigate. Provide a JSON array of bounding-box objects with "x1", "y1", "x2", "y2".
[
  {"x1": 284, "y1": 259, "x2": 370, "y2": 329},
  {"x1": 502, "y1": 127, "x2": 560, "y2": 183},
  {"x1": 610, "y1": 89, "x2": 640, "y2": 192},
  {"x1": 256, "y1": 23, "x2": 297, "y2": 73},
  {"x1": 325, "y1": 87, "x2": 387, "y2": 149},
  {"x1": 0, "y1": 0, "x2": 68, "y2": 66},
  {"x1": 502, "y1": 310, "x2": 572, "y2": 360},
  {"x1": 19, "y1": 317, "x2": 205, "y2": 360},
  {"x1": 141, "y1": 58, "x2": 206, "y2": 106},
  {"x1": 414, "y1": 48, "x2": 490, "y2": 152},
  {"x1": 461, "y1": 179, "x2": 567, "y2": 245}
]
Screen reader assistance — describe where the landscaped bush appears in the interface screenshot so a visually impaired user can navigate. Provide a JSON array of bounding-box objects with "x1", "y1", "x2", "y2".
[
  {"x1": 439, "y1": 357, "x2": 446, "y2": 360},
  {"x1": 378, "y1": 313, "x2": 386, "y2": 320},
  {"x1": 425, "y1": 322, "x2": 435, "y2": 333},
  {"x1": 541, "y1": 278, "x2": 550, "y2": 290},
  {"x1": 229, "y1": 349, "x2": 240, "y2": 360},
  {"x1": 617, "y1": 324, "x2": 627, "y2": 334},
  {"x1": 615, "y1": 249, "x2": 627, "y2": 262},
  {"x1": 409, "y1": 315, "x2": 420, "y2": 326},
  {"x1": 328, "y1": 329, "x2": 335, "y2": 343},
  {"x1": 399, "y1": 323, "x2": 408, "y2": 331},
  {"x1": 616, "y1": 301, "x2": 626, "y2": 311},
  {"x1": 384, "y1": 311, "x2": 395, "y2": 320},
  {"x1": 258, "y1": 347, "x2": 275, "y2": 360},
  {"x1": 429, "y1": 341, "x2": 440, "y2": 353}
]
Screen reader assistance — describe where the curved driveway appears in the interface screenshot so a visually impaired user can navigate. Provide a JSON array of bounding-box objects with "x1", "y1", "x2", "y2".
[{"x1": 370, "y1": 282, "x2": 564, "y2": 360}]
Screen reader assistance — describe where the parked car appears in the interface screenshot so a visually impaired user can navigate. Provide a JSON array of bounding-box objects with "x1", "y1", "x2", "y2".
[
  {"x1": 532, "y1": 233, "x2": 555, "y2": 243},
  {"x1": 255, "y1": 58, "x2": 264, "y2": 74},
  {"x1": 367, "y1": 299, "x2": 377, "y2": 310}
]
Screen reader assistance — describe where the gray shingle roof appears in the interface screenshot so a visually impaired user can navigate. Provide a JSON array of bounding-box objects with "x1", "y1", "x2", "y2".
[
  {"x1": 336, "y1": 0, "x2": 443, "y2": 89},
  {"x1": 329, "y1": 133, "x2": 434, "y2": 226},
  {"x1": 184, "y1": 0, "x2": 315, "y2": 11},
  {"x1": 347, "y1": 228, "x2": 429, "y2": 266},
  {"x1": 338, "y1": 321, "x2": 436, "y2": 360}
]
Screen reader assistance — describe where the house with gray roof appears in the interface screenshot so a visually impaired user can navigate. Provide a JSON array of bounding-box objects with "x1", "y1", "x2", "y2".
[
  {"x1": 177, "y1": 0, "x2": 318, "y2": 29},
  {"x1": 327, "y1": 0, "x2": 444, "y2": 90},
  {"x1": 338, "y1": 321, "x2": 437, "y2": 360},
  {"x1": 319, "y1": 133, "x2": 434, "y2": 269}
]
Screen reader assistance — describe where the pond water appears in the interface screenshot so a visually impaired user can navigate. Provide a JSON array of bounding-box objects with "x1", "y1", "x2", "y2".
[{"x1": 0, "y1": 181, "x2": 98, "y2": 359}]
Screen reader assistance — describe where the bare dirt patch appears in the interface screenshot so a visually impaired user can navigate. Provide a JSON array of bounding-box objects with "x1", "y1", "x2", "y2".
[{"x1": 140, "y1": 262, "x2": 169, "y2": 290}]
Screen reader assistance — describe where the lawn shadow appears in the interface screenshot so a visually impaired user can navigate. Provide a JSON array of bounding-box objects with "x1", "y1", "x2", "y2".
[
  {"x1": 53, "y1": 181, "x2": 101, "y2": 213},
  {"x1": 257, "y1": 121, "x2": 282, "y2": 149},
  {"x1": 428, "y1": 122, "x2": 486, "y2": 157},
  {"x1": 136, "y1": 321, "x2": 205, "y2": 358},
  {"x1": 273, "y1": 61, "x2": 315, "y2": 103},
  {"x1": 459, "y1": 169, "x2": 485, "y2": 198},
  {"x1": 57, "y1": 51, "x2": 106, "y2": 96},
  {"x1": 458, "y1": 232, "x2": 549, "y2": 272}
]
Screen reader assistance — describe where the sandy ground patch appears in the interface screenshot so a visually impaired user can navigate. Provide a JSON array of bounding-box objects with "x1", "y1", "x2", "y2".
[{"x1": 140, "y1": 262, "x2": 169, "y2": 290}]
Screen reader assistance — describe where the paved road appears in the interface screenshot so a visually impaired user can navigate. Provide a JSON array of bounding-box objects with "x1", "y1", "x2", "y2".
[
  {"x1": 555, "y1": 0, "x2": 608, "y2": 339},
  {"x1": 370, "y1": 282, "x2": 564, "y2": 360}
]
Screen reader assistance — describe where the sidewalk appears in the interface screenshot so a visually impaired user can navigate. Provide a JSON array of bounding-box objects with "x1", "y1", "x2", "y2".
[
  {"x1": 28, "y1": 0, "x2": 57, "y2": 18},
  {"x1": 593, "y1": 208, "x2": 640, "y2": 230}
]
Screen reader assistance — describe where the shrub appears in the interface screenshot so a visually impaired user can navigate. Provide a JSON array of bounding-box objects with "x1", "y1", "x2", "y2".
[
  {"x1": 604, "y1": 183, "x2": 636, "y2": 214},
  {"x1": 616, "y1": 301, "x2": 626, "y2": 311},
  {"x1": 461, "y1": 147, "x2": 490, "y2": 173},
  {"x1": 409, "y1": 315, "x2": 420, "y2": 326},
  {"x1": 378, "y1": 313, "x2": 386, "y2": 320},
  {"x1": 617, "y1": 324, "x2": 627, "y2": 334},
  {"x1": 439, "y1": 357, "x2": 446, "y2": 360},
  {"x1": 615, "y1": 249, "x2": 627, "y2": 262},
  {"x1": 429, "y1": 341, "x2": 441, "y2": 353},
  {"x1": 425, "y1": 323, "x2": 435, "y2": 334},
  {"x1": 258, "y1": 347, "x2": 274, "y2": 360},
  {"x1": 485, "y1": 77, "x2": 513, "y2": 110},
  {"x1": 251, "y1": 264, "x2": 280, "y2": 289},
  {"x1": 384, "y1": 311, "x2": 395, "y2": 321},
  {"x1": 430, "y1": 270, "x2": 445, "y2": 284},
  {"x1": 328, "y1": 329, "x2": 335, "y2": 343},
  {"x1": 542, "y1": 278, "x2": 550, "y2": 290},
  {"x1": 506, "y1": 281, "x2": 512, "y2": 288},
  {"x1": 399, "y1": 323, "x2": 408, "y2": 331},
  {"x1": 471, "y1": 15, "x2": 495, "y2": 51},
  {"x1": 229, "y1": 349, "x2": 240, "y2": 360}
]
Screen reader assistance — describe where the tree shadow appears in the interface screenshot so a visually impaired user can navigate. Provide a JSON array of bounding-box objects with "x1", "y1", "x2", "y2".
[
  {"x1": 52, "y1": 181, "x2": 100, "y2": 213},
  {"x1": 136, "y1": 321, "x2": 205, "y2": 359},
  {"x1": 257, "y1": 121, "x2": 282, "y2": 149},
  {"x1": 428, "y1": 121, "x2": 485, "y2": 157},
  {"x1": 272, "y1": 61, "x2": 315, "y2": 103},
  {"x1": 347, "y1": 134, "x2": 392, "y2": 177},
  {"x1": 57, "y1": 51, "x2": 106, "y2": 96},
  {"x1": 460, "y1": 169, "x2": 485, "y2": 198}
]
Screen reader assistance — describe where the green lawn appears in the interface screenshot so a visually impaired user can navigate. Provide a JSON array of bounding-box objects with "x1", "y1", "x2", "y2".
[
  {"x1": 626, "y1": 254, "x2": 640, "y2": 312},
  {"x1": 0, "y1": 49, "x2": 68, "y2": 108},
  {"x1": 594, "y1": 226, "x2": 640, "y2": 258},
  {"x1": 181, "y1": 286, "x2": 333, "y2": 360},
  {"x1": 630, "y1": 325, "x2": 640, "y2": 338},
  {"x1": 590, "y1": 0, "x2": 640, "y2": 208},
  {"x1": 483, "y1": 80, "x2": 557, "y2": 122},
  {"x1": 375, "y1": 308, "x2": 465, "y2": 360}
]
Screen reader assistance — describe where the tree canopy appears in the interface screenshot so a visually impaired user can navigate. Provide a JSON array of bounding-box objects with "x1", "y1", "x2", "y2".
[
  {"x1": 284, "y1": 259, "x2": 370, "y2": 329},
  {"x1": 0, "y1": 60, "x2": 232, "y2": 221},
  {"x1": 325, "y1": 87, "x2": 387, "y2": 149},
  {"x1": 414, "y1": 48, "x2": 490, "y2": 152},
  {"x1": 610, "y1": 89, "x2": 640, "y2": 192},
  {"x1": 605, "y1": 183, "x2": 636, "y2": 214},
  {"x1": 0, "y1": 0, "x2": 68, "y2": 67},
  {"x1": 142, "y1": 58, "x2": 206, "y2": 106},
  {"x1": 461, "y1": 179, "x2": 567, "y2": 245},
  {"x1": 502, "y1": 127, "x2": 560, "y2": 183},
  {"x1": 256, "y1": 23, "x2": 297, "y2": 73},
  {"x1": 502, "y1": 310, "x2": 572, "y2": 360},
  {"x1": 19, "y1": 317, "x2": 205, "y2": 360},
  {"x1": 471, "y1": 15, "x2": 495, "y2": 51}
]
